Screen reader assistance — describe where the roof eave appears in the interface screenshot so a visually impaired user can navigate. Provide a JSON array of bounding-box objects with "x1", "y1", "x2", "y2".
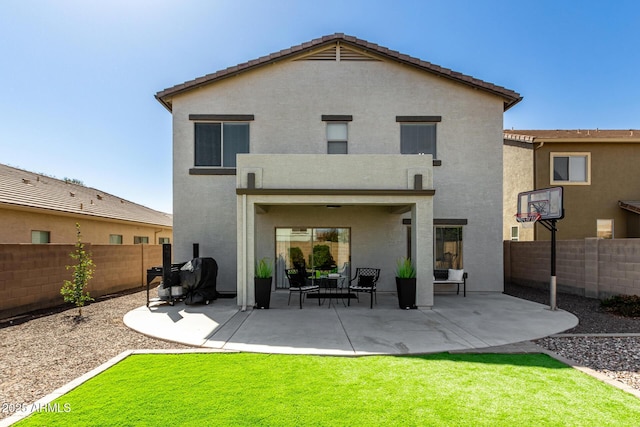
[
  {"x1": 155, "y1": 93, "x2": 173, "y2": 112},
  {"x1": 619, "y1": 201, "x2": 640, "y2": 215},
  {"x1": 155, "y1": 33, "x2": 521, "y2": 113},
  {"x1": 504, "y1": 96, "x2": 523, "y2": 112}
]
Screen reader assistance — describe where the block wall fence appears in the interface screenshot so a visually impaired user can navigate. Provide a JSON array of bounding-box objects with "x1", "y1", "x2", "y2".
[
  {"x1": 504, "y1": 238, "x2": 640, "y2": 299},
  {"x1": 0, "y1": 244, "x2": 162, "y2": 319}
]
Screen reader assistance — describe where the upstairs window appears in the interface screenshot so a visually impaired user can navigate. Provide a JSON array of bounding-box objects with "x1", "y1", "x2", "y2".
[
  {"x1": 327, "y1": 123, "x2": 348, "y2": 154},
  {"x1": 551, "y1": 152, "x2": 590, "y2": 185},
  {"x1": 322, "y1": 115, "x2": 351, "y2": 154},
  {"x1": 397, "y1": 116, "x2": 440, "y2": 158},
  {"x1": 194, "y1": 122, "x2": 249, "y2": 168}
]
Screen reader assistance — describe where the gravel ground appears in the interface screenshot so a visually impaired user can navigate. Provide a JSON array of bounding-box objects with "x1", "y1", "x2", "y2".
[
  {"x1": 505, "y1": 283, "x2": 640, "y2": 392},
  {"x1": 1, "y1": 285, "x2": 638, "y2": 420},
  {"x1": 0, "y1": 289, "x2": 191, "y2": 420}
]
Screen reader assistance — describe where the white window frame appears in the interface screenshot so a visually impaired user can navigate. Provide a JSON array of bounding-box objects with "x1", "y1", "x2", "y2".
[
  {"x1": 550, "y1": 152, "x2": 591, "y2": 185},
  {"x1": 511, "y1": 226, "x2": 519, "y2": 241},
  {"x1": 597, "y1": 219, "x2": 614, "y2": 239}
]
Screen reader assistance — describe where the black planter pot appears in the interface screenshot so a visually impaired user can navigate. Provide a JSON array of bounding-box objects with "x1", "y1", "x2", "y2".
[
  {"x1": 395, "y1": 277, "x2": 417, "y2": 309},
  {"x1": 254, "y1": 277, "x2": 272, "y2": 309}
]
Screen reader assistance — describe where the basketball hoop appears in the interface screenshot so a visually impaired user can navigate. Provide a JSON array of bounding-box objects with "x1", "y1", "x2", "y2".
[{"x1": 515, "y1": 212, "x2": 541, "y2": 229}]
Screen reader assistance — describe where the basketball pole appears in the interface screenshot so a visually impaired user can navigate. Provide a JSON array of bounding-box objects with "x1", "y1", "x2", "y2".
[
  {"x1": 538, "y1": 219, "x2": 558, "y2": 311},
  {"x1": 550, "y1": 219, "x2": 557, "y2": 311}
]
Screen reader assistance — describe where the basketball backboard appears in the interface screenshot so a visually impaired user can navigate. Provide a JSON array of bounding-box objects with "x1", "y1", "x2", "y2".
[{"x1": 517, "y1": 187, "x2": 564, "y2": 220}]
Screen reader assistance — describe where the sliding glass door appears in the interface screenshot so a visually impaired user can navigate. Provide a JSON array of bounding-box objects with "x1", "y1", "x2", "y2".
[{"x1": 275, "y1": 227, "x2": 350, "y2": 288}]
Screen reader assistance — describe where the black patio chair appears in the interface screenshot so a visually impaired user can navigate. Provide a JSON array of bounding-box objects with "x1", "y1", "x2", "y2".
[
  {"x1": 348, "y1": 268, "x2": 381, "y2": 309},
  {"x1": 285, "y1": 268, "x2": 320, "y2": 309}
]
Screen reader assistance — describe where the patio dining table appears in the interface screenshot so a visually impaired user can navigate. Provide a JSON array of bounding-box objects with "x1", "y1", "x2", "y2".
[{"x1": 313, "y1": 274, "x2": 348, "y2": 308}]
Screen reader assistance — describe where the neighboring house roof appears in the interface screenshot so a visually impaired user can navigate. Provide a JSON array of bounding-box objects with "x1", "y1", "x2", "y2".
[
  {"x1": 156, "y1": 33, "x2": 522, "y2": 112},
  {"x1": 619, "y1": 201, "x2": 640, "y2": 215},
  {"x1": 0, "y1": 164, "x2": 172, "y2": 227},
  {"x1": 504, "y1": 129, "x2": 640, "y2": 143}
]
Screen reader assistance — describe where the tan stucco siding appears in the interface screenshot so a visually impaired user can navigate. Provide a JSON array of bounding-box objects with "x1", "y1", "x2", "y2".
[
  {"x1": 535, "y1": 142, "x2": 640, "y2": 239},
  {"x1": 0, "y1": 207, "x2": 172, "y2": 244},
  {"x1": 503, "y1": 143, "x2": 534, "y2": 241}
]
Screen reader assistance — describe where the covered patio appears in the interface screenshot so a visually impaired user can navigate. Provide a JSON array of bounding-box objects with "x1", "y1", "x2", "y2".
[{"x1": 235, "y1": 154, "x2": 435, "y2": 309}]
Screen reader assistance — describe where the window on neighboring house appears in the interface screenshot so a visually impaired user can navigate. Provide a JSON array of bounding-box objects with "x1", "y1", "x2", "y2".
[
  {"x1": 597, "y1": 219, "x2": 614, "y2": 239},
  {"x1": 31, "y1": 230, "x2": 50, "y2": 244},
  {"x1": 109, "y1": 234, "x2": 123, "y2": 245},
  {"x1": 327, "y1": 123, "x2": 348, "y2": 154},
  {"x1": 194, "y1": 122, "x2": 250, "y2": 167},
  {"x1": 159, "y1": 237, "x2": 170, "y2": 244},
  {"x1": 434, "y1": 226, "x2": 463, "y2": 269},
  {"x1": 511, "y1": 226, "x2": 519, "y2": 241},
  {"x1": 134, "y1": 236, "x2": 149, "y2": 244},
  {"x1": 399, "y1": 121, "x2": 438, "y2": 158},
  {"x1": 551, "y1": 152, "x2": 590, "y2": 185}
]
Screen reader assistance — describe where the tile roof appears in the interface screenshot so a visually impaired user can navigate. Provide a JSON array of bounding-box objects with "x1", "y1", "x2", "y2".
[
  {"x1": 156, "y1": 33, "x2": 521, "y2": 112},
  {"x1": 0, "y1": 164, "x2": 172, "y2": 227},
  {"x1": 504, "y1": 129, "x2": 640, "y2": 141}
]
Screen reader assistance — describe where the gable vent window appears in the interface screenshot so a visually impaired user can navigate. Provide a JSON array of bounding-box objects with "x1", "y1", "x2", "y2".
[{"x1": 298, "y1": 43, "x2": 380, "y2": 62}]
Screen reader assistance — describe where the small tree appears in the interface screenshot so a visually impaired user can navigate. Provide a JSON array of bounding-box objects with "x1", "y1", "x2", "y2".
[{"x1": 61, "y1": 223, "x2": 95, "y2": 318}]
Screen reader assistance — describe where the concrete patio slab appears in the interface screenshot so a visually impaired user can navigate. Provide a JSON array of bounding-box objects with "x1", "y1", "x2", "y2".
[{"x1": 124, "y1": 291, "x2": 579, "y2": 355}]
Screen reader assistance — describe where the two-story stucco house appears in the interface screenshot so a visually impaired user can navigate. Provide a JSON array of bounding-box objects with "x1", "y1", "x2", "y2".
[{"x1": 155, "y1": 33, "x2": 521, "y2": 308}]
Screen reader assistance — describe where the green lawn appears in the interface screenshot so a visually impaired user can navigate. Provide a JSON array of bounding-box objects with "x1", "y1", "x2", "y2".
[{"x1": 16, "y1": 353, "x2": 640, "y2": 426}]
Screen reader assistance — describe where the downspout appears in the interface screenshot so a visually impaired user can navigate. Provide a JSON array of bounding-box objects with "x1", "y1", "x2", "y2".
[
  {"x1": 153, "y1": 228, "x2": 163, "y2": 244},
  {"x1": 241, "y1": 193, "x2": 248, "y2": 311},
  {"x1": 533, "y1": 140, "x2": 543, "y2": 240}
]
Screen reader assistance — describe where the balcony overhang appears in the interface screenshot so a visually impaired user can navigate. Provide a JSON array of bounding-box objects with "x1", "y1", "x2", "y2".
[
  {"x1": 236, "y1": 188, "x2": 435, "y2": 196},
  {"x1": 235, "y1": 153, "x2": 435, "y2": 193},
  {"x1": 236, "y1": 154, "x2": 436, "y2": 309}
]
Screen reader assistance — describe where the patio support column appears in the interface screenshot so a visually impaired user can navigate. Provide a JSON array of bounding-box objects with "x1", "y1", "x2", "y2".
[
  {"x1": 413, "y1": 200, "x2": 434, "y2": 307},
  {"x1": 237, "y1": 194, "x2": 257, "y2": 309},
  {"x1": 246, "y1": 198, "x2": 256, "y2": 307}
]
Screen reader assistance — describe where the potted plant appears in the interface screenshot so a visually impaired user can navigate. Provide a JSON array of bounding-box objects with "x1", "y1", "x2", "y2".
[
  {"x1": 395, "y1": 257, "x2": 417, "y2": 309},
  {"x1": 254, "y1": 257, "x2": 273, "y2": 309}
]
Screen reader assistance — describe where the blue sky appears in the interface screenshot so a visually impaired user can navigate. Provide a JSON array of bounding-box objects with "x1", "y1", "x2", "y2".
[{"x1": 1, "y1": 0, "x2": 638, "y2": 214}]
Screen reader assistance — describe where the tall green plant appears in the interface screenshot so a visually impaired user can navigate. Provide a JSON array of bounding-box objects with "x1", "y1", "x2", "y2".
[
  {"x1": 60, "y1": 223, "x2": 95, "y2": 317},
  {"x1": 395, "y1": 257, "x2": 416, "y2": 278},
  {"x1": 255, "y1": 258, "x2": 273, "y2": 279}
]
